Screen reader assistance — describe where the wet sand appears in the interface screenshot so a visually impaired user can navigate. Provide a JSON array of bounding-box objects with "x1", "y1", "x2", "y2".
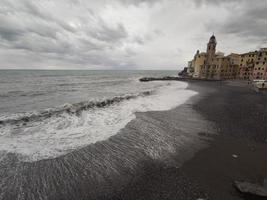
[
  {"x1": 0, "y1": 81, "x2": 214, "y2": 200},
  {"x1": 111, "y1": 81, "x2": 267, "y2": 200},
  {"x1": 1, "y1": 80, "x2": 266, "y2": 200},
  {"x1": 183, "y1": 81, "x2": 267, "y2": 200}
]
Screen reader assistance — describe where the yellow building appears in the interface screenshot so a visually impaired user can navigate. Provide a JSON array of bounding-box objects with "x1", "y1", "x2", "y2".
[
  {"x1": 191, "y1": 51, "x2": 206, "y2": 78},
  {"x1": 188, "y1": 35, "x2": 267, "y2": 80},
  {"x1": 190, "y1": 35, "x2": 240, "y2": 80},
  {"x1": 239, "y1": 51, "x2": 257, "y2": 80}
]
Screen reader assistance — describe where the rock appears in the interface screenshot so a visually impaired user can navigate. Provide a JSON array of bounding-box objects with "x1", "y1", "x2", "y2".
[
  {"x1": 178, "y1": 67, "x2": 189, "y2": 76},
  {"x1": 139, "y1": 76, "x2": 184, "y2": 82},
  {"x1": 232, "y1": 154, "x2": 238, "y2": 158},
  {"x1": 234, "y1": 180, "x2": 267, "y2": 197}
]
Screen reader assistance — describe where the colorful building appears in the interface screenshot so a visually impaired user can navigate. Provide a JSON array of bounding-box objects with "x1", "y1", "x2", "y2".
[
  {"x1": 189, "y1": 35, "x2": 240, "y2": 80},
  {"x1": 239, "y1": 51, "x2": 256, "y2": 80},
  {"x1": 188, "y1": 35, "x2": 267, "y2": 80},
  {"x1": 252, "y1": 48, "x2": 267, "y2": 80}
]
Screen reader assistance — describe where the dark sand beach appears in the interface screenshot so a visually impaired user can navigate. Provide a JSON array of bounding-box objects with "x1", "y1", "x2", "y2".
[
  {"x1": 110, "y1": 80, "x2": 267, "y2": 200},
  {"x1": 1, "y1": 80, "x2": 266, "y2": 200}
]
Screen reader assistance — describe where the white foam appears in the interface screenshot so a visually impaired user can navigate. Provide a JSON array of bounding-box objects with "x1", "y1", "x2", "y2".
[{"x1": 0, "y1": 81, "x2": 197, "y2": 161}]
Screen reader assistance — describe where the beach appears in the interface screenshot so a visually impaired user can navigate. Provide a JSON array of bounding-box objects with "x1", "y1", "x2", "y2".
[
  {"x1": 0, "y1": 78, "x2": 267, "y2": 200},
  {"x1": 112, "y1": 80, "x2": 267, "y2": 200},
  {"x1": 1, "y1": 0, "x2": 267, "y2": 199}
]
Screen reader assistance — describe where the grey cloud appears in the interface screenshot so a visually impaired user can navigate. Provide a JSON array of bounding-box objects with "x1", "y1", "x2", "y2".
[
  {"x1": 88, "y1": 23, "x2": 128, "y2": 43},
  {"x1": 205, "y1": 1, "x2": 267, "y2": 43},
  {"x1": 193, "y1": 0, "x2": 246, "y2": 6},
  {"x1": 0, "y1": 0, "x2": 161, "y2": 69},
  {"x1": 133, "y1": 36, "x2": 145, "y2": 45},
  {"x1": 119, "y1": 0, "x2": 163, "y2": 5},
  {"x1": 0, "y1": 0, "x2": 131, "y2": 59},
  {"x1": 0, "y1": 2, "x2": 74, "y2": 42},
  {"x1": 1, "y1": 0, "x2": 266, "y2": 70},
  {"x1": 0, "y1": 23, "x2": 24, "y2": 41}
]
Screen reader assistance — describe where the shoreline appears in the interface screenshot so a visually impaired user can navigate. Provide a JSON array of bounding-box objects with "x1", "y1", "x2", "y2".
[
  {"x1": 0, "y1": 81, "x2": 215, "y2": 200},
  {"x1": 110, "y1": 80, "x2": 267, "y2": 200},
  {"x1": 182, "y1": 81, "x2": 267, "y2": 199},
  {"x1": 1, "y1": 80, "x2": 266, "y2": 200}
]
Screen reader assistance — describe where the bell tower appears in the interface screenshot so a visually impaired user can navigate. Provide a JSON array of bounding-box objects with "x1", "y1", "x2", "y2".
[{"x1": 206, "y1": 34, "x2": 217, "y2": 66}]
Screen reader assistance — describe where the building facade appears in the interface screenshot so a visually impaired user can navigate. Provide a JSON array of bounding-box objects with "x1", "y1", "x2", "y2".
[
  {"x1": 239, "y1": 51, "x2": 256, "y2": 80},
  {"x1": 188, "y1": 35, "x2": 267, "y2": 80},
  {"x1": 252, "y1": 48, "x2": 267, "y2": 80},
  {"x1": 189, "y1": 35, "x2": 239, "y2": 80}
]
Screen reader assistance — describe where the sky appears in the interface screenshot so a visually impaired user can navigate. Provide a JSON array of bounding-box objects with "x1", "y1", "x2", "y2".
[{"x1": 0, "y1": 0, "x2": 267, "y2": 70}]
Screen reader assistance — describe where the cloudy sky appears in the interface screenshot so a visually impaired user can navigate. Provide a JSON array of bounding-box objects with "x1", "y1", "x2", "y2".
[{"x1": 0, "y1": 0, "x2": 266, "y2": 70}]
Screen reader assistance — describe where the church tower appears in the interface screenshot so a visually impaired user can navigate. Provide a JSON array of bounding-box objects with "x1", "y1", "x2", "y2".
[
  {"x1": 203, "y1": 34, "x2": 217, "y2": 78},
  {"x1": 206, "y1": 34, "x2": 217, "y2": 66}
]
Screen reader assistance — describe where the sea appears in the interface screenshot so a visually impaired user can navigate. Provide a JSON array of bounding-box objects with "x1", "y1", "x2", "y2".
[
  {"x1": 0, "y1": 70, "x2": 211, "y2": 200},
  {"x1": 0, "y1": 70, "x2": 197, "y2": 161}
]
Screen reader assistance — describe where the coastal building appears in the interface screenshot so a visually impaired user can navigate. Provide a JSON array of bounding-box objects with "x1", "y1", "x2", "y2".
[
  {"x1": 190, "y1": 35, "x2": 239, "y2": 80},
  {"x1": 239, "y1": 51, "x2": 257, "y2": 80},
  {"x1": 188, "y1": 35, "x2": 267, "y2": 80},
  {"x1": 252, "y1": 48, "x2": 267, "y2": 80},
  {"x1": 190, "y1": 50, "x2": 206, "y2": 78}
]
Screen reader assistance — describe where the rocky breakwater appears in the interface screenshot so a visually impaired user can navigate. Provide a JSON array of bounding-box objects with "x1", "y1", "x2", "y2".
[{"x1": 139, "y1": 76, "x2": 186, "y2": 82}]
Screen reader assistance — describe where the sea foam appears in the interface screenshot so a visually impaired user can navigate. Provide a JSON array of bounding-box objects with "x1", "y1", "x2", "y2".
[{"x1": 0, "y1": 81, "x2": 197, "y2": 162}]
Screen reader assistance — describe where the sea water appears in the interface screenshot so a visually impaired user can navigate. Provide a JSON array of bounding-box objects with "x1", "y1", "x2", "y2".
[{"x1": 0, "y1": 70, "x2": 197, "y2": 162}]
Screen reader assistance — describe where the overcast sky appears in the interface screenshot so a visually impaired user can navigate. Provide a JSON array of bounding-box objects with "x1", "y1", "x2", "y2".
[{"x1": 0, "y1": 0, "x2": 266, "y2": 70}]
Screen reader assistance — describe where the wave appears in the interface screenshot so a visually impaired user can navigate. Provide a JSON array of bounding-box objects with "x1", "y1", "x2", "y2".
[
  {"x1": 0, "y1": 91, "x2": 153, "y2": 126},
  {"x1": 0, "y1": 81, "x2": 198, "y2": 162}
]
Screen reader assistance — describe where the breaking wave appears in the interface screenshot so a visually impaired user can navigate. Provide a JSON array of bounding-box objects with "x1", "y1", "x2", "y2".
[
  {"x1": 0, "y1": 91, "x2": 153, "y2": 126},
  {"x1": 0, "y1": 81, "x2": 197, "y2": 162}
]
